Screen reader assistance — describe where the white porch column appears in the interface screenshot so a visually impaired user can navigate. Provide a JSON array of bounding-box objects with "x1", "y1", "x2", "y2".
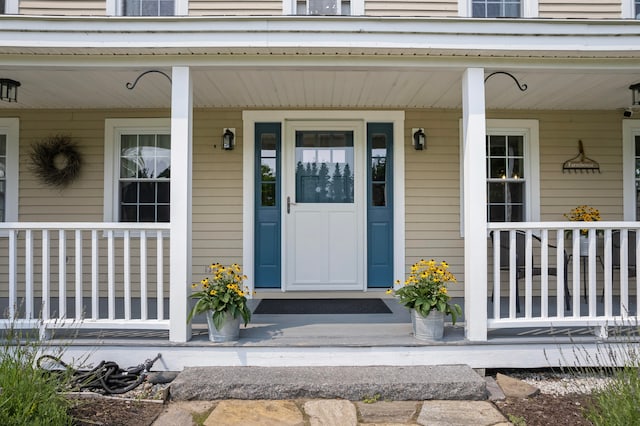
[
  {"x1": 462, "y1": 68, "x2": 488, "y2": 342},
  {"x1": 169, "y1": 66, "x2": 193, "y2": 342}
]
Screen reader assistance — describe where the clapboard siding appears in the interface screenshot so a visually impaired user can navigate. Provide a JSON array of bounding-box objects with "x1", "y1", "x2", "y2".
[
  {"x1": 189, "y1": 0, "x2": 281, "y2": 15},
  {"x1": 19, "y1": 0, "x2": 106, "y2": 15},
  {"x1": 538, "y1": 0, "x2": 621, "y2": 18},
  {"x1": 365, "y1": 0, "x2": 458, "y2": 16}
]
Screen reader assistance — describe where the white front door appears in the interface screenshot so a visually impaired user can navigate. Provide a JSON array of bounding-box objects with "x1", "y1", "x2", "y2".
[{"x1": 283, "y1": 121, "x2": 365, "y2": 290}]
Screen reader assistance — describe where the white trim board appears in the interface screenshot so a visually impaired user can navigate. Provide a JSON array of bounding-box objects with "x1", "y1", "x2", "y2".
[
  {"x1": 242, "y1": 110, "x2": 405, "y2": 294},
  {"x1": 0, "y1": 118, "x2": 19, "y2": 223}
]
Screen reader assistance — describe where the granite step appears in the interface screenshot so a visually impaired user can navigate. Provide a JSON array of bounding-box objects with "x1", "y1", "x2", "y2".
[{"x1": 169, "y1": 365, "x2": 487, "y2": 401}]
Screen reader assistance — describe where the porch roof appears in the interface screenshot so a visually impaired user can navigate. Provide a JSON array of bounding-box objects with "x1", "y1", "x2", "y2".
[{"x1": 0, "y1": 16, "x2": 639, "y2": 111}]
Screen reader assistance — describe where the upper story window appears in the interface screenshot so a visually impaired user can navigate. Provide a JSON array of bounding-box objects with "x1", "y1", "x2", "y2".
[
  {"x1": 295, "y1": 0, "x2": 350, "y2": 15},
  {"x1": 104, "y1": 119, "x2": 170, "y2": 223},
  {"x1": 124, "y1": 0, "x2": 174, "y2": 16},
  {"x1": 472, "y1": 0, "x2": 521, "y2": 17}
]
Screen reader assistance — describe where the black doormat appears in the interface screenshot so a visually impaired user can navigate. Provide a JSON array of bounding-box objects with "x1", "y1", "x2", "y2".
[{"x1": 253, "y1": 298, "x2": 392, "y2": 315}]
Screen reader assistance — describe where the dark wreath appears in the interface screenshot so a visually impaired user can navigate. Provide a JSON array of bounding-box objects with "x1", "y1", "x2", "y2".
[{"x1": 30, "y1": 135, "x2": 82, "y2": 188}]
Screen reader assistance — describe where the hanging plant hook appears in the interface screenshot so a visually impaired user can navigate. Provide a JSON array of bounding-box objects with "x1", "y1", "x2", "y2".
[
  {"x1": 484, "y1": 71, "x2": 528, "y2": 91},
  {"x1": 126, "y1": 70, "x2": 172, "y2": 90}
]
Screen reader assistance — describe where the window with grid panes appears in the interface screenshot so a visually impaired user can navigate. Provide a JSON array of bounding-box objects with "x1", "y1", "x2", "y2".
[
  {"x1": 296, "y1": 0, "x2": 350, "y2": 15},
  {"x1": 124, "y1": 0, "x2": 174, "y2": 16},
  {"x1": 472, "y1": 0, "x2": 520, "y2": 17},
  {"x1": 119, "y1": 133, "x2": 170, "y2": 222},
  {"x1": 486, "y1": 134, "x2": 525, "y2": 222}
]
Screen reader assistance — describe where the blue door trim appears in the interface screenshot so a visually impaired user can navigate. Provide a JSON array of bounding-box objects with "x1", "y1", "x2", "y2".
[
  {"x1": 254, "y1": 123, "x2": 281, "y2": 288},
  {"x1": 367, "y1": 123, "x2": 394, "y2": 288}
]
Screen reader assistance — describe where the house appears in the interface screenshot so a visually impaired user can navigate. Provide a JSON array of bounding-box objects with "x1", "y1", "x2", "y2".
[{"x1": 1, "y1": 0, "x2": 640, "y2": 370}]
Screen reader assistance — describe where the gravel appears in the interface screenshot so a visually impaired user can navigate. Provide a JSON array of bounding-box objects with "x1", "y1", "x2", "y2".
[{"x1": 502, "y1": 369, "x2": 613, "y2": 396}]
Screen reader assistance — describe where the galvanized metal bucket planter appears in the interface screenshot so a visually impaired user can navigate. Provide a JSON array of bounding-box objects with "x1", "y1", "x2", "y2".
[
  {"x1": 412, "y1": 310, "x2": 445, "y2": 341},
  {"x1": 206, "y1": 311, "x2": 242, "y2": 342}
]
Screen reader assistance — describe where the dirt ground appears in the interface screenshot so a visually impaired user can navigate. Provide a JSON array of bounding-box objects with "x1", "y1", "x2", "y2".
[
  {"x1": 68, "y1": 392, "x2": 596, "y2": 425},
  {"x1": 495, "y1": 393, "x2": 594, "y2": 426}
]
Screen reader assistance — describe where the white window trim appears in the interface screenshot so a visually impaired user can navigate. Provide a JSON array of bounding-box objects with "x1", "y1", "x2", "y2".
[
  {"x1": 459, "y1": 0, "x2": 538, "y2": 18},
  {"x1": 282, "y1": 0, "x2": 364, "y2": 15},
  {"x1": 0, "y1": 118, "x2": 19, "y2": 223},
  {"x1": 621, "y1": 0, "x2": 634, "y2": 18},
  {"x1": 4, "y1": 0, "x2": 19, "y2": 14},
  {"x1": 103, "y1": 118, "x2": 170, "y2": 222},
  {"x1": 623, "y1": 119, "x2": 640, "y2": 220},
  {"x1": 106, "y1": 0, "x2": 187, "y2": 16},
  {"x1": 459, "y1": 118, "x2": 540, "y2": 234}
]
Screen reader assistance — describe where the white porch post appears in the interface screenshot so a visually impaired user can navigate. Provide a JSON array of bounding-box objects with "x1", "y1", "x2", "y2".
[
  {"x1": 462, "y1": 68, "x2": 488, "y2": 341},
  {"x1": 169, "y1": 66, "x2": 193, "y2": 342}
]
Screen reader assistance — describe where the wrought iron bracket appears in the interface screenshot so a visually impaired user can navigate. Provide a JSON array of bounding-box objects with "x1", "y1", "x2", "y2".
[
  {"x1": 126, "y1": 70, "x2": 172, "y2": 90},
  {"x1": 484, "y1": 71, "x2": 528, "y2": 92}
]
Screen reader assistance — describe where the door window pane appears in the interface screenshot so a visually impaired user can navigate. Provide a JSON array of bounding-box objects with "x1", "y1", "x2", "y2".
[
  {"x1": 259, "y1": 133, "x2": 278, "y2": 207},
  {"x1": 295, "y1": 131, "x2": 354, "y2": 203},
  {"x1": 0, "y1": 135, "x2": 5, "y2": 221},
  {"x1": 635, "y1": 135, "x2": 640, "y2": 219}
]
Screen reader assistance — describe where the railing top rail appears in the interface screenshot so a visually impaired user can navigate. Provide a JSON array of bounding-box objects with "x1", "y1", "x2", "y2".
[
  {"x1": 0, "y1": 222, "x2": 171, "y2": 231},
  {"x1": 487, "y1": 221, "x2": 640, "y2": 230}
]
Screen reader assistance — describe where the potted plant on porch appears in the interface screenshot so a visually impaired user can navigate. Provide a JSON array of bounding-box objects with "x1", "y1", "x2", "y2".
[
  {"x1": 388, "y1": 259, "x2": 462, "y2": 341},
  {"x1": 187, "y1": 263, "x2": 252, "y2": 342},
  {"x1": 564, "y1": 205, "x2": 601, "y2": 256}
]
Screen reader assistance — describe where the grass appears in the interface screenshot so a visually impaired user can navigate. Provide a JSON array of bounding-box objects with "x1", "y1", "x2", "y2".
[{"x1": 0, "y1": 324, "x2": 73, "y2": 425}]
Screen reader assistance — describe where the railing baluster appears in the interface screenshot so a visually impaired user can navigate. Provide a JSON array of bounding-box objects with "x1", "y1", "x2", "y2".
[
  {"x1": 42, "y1": 230, "x2": 50, "y2": 321},
  {"x1": 157, "y1": 231, "x2": 164, "y2": 320},
  {"x1": 524, "y1": 230, "x2": 533, "y2": 318},
  {"x1": 140, "y1": 230, "x2": 148, "y2": 321},
  {"x1": 91, "y1": 230, "x2": 99, "y2": 320},
  {"x1": 8, "y1": 230, "x2": 17, "y2": 320},
  {"x1": 75, "y1": 230, "x2": 83, "y2": 321},
  {"x1": 588, "y1": 229, "x2": 597, "y2": 317},
  {"x1": 59, "y1": 230, "x2": 66, "y2": 319},
  {"x1": 25, "y1": 230, "x2": 33, "y2": 319},
  {"x1": 603, "y1": 229, "x2": 612, "y2": 317},
  {"x1": 556, "y1": 230, "x2": 565, "y2": 318},
  {"x1": 124, "y1": 230, "x2": 131, "y2": 321},
  {"x1": 509, "y1": 230, "x2": 517, "y2": 319},
  {"x1": 620, "y1": 229, "x2": 629, "y2": 317},
  {"x1": 493, "y1": 230, "x2": 501, "y2": 320},
  {"x1": 571, "y1": 230, "x2": 581, "y2": 315},
  {"x1": 540, "y1": 229, "x2": 549, "y2": 318},
  {"x1": 108, "y1": 230, "x2": 115, "y2": 320}
]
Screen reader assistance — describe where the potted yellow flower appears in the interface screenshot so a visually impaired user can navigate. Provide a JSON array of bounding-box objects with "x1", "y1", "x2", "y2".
[
  {"x1": 388, "y1": 259, "x2": 462, "y2": 341},
  {"x1": 187, "y1": 262, "x2": 252, "y2": 342},
  {"x1": 564, "y1": 205, "x2": 601, "y2": 256}
]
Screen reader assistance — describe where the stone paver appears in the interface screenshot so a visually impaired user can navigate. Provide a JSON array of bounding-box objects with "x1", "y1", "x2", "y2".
[
  {"x1": 417, "y1": 400, "x2": 508, "y2": 426},
  {"x1": 484, "y1": 376, "x2": 506, "y2": 401},
  {"x1": 304, "y1": 399, "x2": 358, "y2": 426},
  {"x1": 355, "y1": 401, "x2": 420, "y2": 424},
  {"x1": 203, "y1": 400, "x2": 304, "y2": 426},
  {"x1": 496, "y1": 373, "x2": 540, "y2": 398},
  {"x1": 152, "y1": 401, "x2": 216, "y2": 426}
]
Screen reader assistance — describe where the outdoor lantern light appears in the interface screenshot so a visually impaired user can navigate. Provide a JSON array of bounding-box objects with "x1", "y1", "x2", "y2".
[
  {"x1": 0, "y1": 79, "x2": 20, "y2": 103},
  {"x1": 222, "y1": 128, "x2": 235, "y2": 150},
  {"x1": 412, "y1": 128, "x2": 426, "y2": 151}
]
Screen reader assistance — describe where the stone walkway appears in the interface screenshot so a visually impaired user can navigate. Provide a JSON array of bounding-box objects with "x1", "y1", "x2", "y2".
[{"x1": 152, "y1": 398, "x2": 510, "y2": 425}]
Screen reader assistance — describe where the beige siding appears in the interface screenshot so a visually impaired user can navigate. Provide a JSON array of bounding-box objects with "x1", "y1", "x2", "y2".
[
  {"x1": 365, "y1": 0, "x2": 458, "y2": 17},
  {"x1": 539, "y1": 0, "x2": 621, "y2": 19},
  {"x1": 189, "y1": 0, "x2": 282, "y2": 15},
  {"x1": 0, "y1": 108, "x2": 626, "y2": 300},
  {"x1": 19, "y1": 0, "x2": 106, "y2": 16}
]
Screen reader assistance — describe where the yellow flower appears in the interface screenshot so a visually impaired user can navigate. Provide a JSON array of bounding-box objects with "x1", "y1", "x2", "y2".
[{"x1": 385, "y1": 289, "x2": 393, "y2": 294}]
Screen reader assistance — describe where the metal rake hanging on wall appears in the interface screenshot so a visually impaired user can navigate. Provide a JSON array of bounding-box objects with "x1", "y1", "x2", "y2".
[{"x1": 562, "y1": 140, "x2": 600, "y2": 173}]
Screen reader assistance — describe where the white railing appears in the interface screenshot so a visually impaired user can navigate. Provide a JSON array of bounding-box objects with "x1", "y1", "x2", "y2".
[
  {"x1": 487, "y1": 222, "x2": 640, "y2": 336},
  {"x1": 0, "y1": 223, "x2": 170, "y2": 335}
]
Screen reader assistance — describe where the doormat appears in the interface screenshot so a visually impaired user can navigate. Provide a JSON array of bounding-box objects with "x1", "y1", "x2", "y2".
[{"x1": 253, "y1": 298, "x2": 392, "y2": 315}]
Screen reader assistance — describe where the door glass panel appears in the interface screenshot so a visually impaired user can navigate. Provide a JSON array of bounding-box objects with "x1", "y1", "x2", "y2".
[{"x1": 295, "y1": 131, "x2": 354, "y2": 203}]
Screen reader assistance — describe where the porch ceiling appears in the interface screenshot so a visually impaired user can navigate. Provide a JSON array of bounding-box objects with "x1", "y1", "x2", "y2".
[{"x1": 0, "y1": 66, "x2": 638, "y2": 111}]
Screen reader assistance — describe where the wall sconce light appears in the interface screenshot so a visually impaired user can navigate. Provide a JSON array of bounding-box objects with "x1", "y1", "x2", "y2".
[
  {"x1": 222, "y1": 128, "x2": 235, "y2": 150},
  {"x1": 412, "y1": 128, "x2": 426, "y2": 151},
  {"x1": 0, "y1": 79, "x2": 21, "y2": 103}
]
